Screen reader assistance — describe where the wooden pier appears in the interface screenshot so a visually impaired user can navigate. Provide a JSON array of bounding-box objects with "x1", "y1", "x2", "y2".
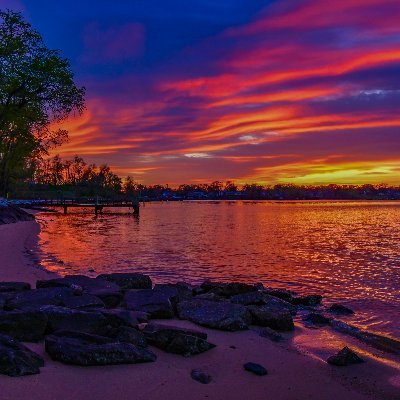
[{"x1": 31, "y1": 198, "x2": 141, "y2": 215}]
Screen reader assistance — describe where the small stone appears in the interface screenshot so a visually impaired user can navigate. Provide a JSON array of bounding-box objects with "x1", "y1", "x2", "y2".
[
  {"x1": 303, "y1": 312, "x2": 331, "y2": 325},
  {"x1": 244, "y1": 362, "x2": 268, "y2": 376},
  {"x1": 191, "y1": 369, "x2": 212, "y2": 384},
  {"x1": 258, "y1": 327, "x2": 283, "y2": 342},
  {"x1": 290, "y1": 295, "x2": 322, "y2": 306},
  {"x1": 230, "y1": 345, "x2": 236, "y2": 349},
  {"x1": 328, "y1": 304, "x2": 354, "y2": 315},
  {"x1": 327, "y1": 347, "x2": 364, "y2": 366}
]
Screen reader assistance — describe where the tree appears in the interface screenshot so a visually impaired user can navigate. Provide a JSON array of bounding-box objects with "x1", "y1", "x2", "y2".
[{"x1": 0, "y1": 10, "x2": 85, "y2": 196}]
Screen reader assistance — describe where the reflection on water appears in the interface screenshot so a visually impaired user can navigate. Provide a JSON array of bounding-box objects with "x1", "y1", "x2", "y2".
[{"x1": 36, "y1": 201, "x2": 400, "y2": 338}]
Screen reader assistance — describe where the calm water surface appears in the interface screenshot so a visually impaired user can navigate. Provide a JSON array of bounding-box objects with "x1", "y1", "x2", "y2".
[{"x1": 36, "y1": 201, "x2": 400, "y2": 339}]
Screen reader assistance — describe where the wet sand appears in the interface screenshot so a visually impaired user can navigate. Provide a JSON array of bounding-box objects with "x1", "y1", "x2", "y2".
[{"x1": 0, "y1": 219, "x2": 398, "y2": 400}]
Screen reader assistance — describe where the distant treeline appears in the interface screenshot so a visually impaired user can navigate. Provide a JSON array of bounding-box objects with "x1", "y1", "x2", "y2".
[{"x1": 8, "y1": 155, "x2": 400, "y2": 201}]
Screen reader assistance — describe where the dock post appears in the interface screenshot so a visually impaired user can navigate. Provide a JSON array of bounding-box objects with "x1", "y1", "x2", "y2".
[
  {"x1": 132, "y1": 199, "x2": 140, "y2": 216},
  {"x1": 63, "y1": 206, "x2": 67, "y2": 214}
]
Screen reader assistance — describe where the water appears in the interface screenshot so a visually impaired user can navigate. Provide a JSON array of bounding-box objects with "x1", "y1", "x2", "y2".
[{"x1": 36, "y1": 200, "x2": 400, "y2": 339}]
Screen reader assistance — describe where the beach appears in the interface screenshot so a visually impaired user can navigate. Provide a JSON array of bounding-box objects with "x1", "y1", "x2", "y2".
[{"x1": 0, "y1": 218, "x2": 399, "y2": 400}]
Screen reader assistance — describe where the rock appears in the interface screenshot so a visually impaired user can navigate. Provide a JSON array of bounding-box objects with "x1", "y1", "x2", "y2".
[
  {"x1": 96, "y1": 309, "x2": 148, "y2": 328},
  {"x1": 303, "y1": 312, "x2": 331, "y2": 326},
  {"x1": 0, "y1": 310, "x2": 47, "y2": 341},
  {"x1": 330, "y1": 320, "x2": 400, "y2": 354},
  {"x1": 40, "y1": 306, "x2": 108, "y2": 334},
  {"x1": 5, "y1": 287, "x2": 79, "y2": 310},
  {"x1": 198, "y1": 281, "x2": 258, "y2": 297},
  {"x1": 0, "y1": 282, "x2": 31, "y2": 293},
  {"x1": 263, "y1": 288, "x2": 294, "y2": 301},
  {"x1": 45, "y1": 333, "x2": 156, "y2": 366},
  {"x1": 37, "y1": 276, "x2": 122, "y2": 307},
  {"x1": 230, "y1": 291, "x2": 267, "y2": 306},
  {"x1": 107, "y1": 326, "x2": 147, "y2": 347},
  {"x1": 232, "y1": 292, "x2": 297, "y2": 315},
  {"x1": 144, "y1": 323, "x2": 215, "y2": 356},
  {"x1": 243, "y1": 362, "x2": 268, "y2": 376},
  {"x1": 195, "y1": 292, "x2": 227, "y2": 302},
  {"x1": 154, "y1": 283, "x2": 193, "y2": 303},
  {"x1": 247, "y1": 305, "x2": 294, "y2": 331},
  {"x1": 0, "y1": 206, "x2": 35, "y2": 225},
  {"x1": 177, "y1": 299, "x2": 251, "y2": 331},
  {"x1": 191, "y1": 369, "x2": 212, "y2": 384},
  {"x1": 124, "y1": 288, "x2": 176, "y2": 318},
  {"x1": 327, "y1": 347, "x2": 364, "y2": 366},
  {"x1": 0, "y1": 294, "x2": 6, "y2": 310},
  {"x1": 0, "y1": 334, "x2": 44, "y2": 376},
  {"x1": 62, "y1": 293, "x2": 105, "y2": 309},
  {"x1": 258, "y1": 327, "x2": 284, "y2": 342},
  {"x1": 48, "y1": 330, "x2": 112, "y2": 344},
  {"x1": 328, "y1": 304, "x2": 354, "y2": 315},
  {"x1": 96, "y1": 273, "x2": 152, "y2": 290},
  {"x1": 290, "y1": 295, "x2": 322, "y2": 306}
]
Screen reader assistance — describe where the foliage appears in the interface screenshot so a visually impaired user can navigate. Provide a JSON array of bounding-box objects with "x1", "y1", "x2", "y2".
[
  {"x1": 10, "y1": 154, "x2": 400, "y2": 201},
  {"x1": 0, "y1": 10, "x2": 85, "y2": 196}
]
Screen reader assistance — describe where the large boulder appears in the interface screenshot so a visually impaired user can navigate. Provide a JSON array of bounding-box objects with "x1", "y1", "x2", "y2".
[
  {"x1": 37, "y1": 276, "x2": 122, "y2": 307},
  {"x1": 96, "y1": 273, "x2": 152, "y2": 290},
  {"x1": 247, "y1": 305, "x2": 294, "y2": 331},
  {"x1": 96, "y1": 309, "x2": 148, "y2": 328},
  {"x1": 177, "y1": 299, "x2": 251, "y2": 331},
  {"x1": 0, "y1": 334, "x2": 44, "y2": 376},
  {"x1": 62, "y1": 293, "x2": 105, "y2": 309},
  {"x1": 107, "y1": 326, "x2": 147, "y2": 347},
  {"x1": 0, "y1": 310, "x2": 47, "y2": 341},
  {"x1": 153, "y1": 283, "x2": 193, "y2": 303},
  {"x1": 0, "y1": 282, "x2": 31, "y2": 293},
  {"x1": 196, "y1": 281, "x2": 258, "y2": 298},
  {"x1": 5, "y1": 287, "x2": 78, "y2": 311},
  {"x1": 144, "y1": 323, "x2": 215, "y2": 356},
  {"x1": 231, "y1": 292, "x2": 297, "y2": 315},
  {"x1": 40, "y1": 306, "x2": 108, "y2": 335},
  {"x1": 45, "y1": 331, "x2": 156, "y2": 366},
  {"x1": 230, "y1": 291, "x2": 267, "y2": 306},
  {"x1": 124, "y1": 288, "x2": 176, "y2": 318}
]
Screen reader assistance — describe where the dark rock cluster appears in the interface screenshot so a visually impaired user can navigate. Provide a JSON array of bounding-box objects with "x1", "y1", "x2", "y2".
[
  {"x1": 0, "y1": 274, "x2": 392, "y2": 377},
  {"x1": 0, "y1": 205, "x2": 35, "y2": 225}
]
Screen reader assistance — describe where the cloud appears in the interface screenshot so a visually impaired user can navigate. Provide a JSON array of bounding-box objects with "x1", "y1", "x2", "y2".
[{"x1": 44, "y1": 0, "x2": 400, "y2": 185}]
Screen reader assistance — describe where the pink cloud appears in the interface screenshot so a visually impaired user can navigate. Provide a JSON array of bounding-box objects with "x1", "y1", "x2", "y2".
[{"x1": 82, "y1": 22, "x2": 145, "y2": 64}]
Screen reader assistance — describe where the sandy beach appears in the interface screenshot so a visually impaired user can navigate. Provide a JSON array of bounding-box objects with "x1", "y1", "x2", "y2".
[{"x1": 0, "y1": 219, "x2": 398, "y2": 400}]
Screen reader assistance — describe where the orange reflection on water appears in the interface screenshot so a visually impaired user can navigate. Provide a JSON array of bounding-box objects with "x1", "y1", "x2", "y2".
[{"x1": 36, "y1": 201, "x2": 400, "y2": 338}]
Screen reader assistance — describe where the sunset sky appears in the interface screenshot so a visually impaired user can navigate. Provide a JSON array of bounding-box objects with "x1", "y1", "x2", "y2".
[{"x1": 3, "y1": 0, "x2": 400, "y2": 185}]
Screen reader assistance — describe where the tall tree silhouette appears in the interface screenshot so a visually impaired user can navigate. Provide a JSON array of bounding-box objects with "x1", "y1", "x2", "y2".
[{"x1": 0, "y1": 10, "x2": 85, "y2": 196}]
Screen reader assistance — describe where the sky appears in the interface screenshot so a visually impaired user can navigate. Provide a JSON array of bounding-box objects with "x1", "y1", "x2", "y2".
[{"x1": 2, "y1": 0, "x2": 400, "y2": 185}]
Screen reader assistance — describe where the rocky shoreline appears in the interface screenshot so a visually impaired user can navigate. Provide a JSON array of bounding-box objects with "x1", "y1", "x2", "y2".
[
  {"x1": 0, "y1": 273, "x2": 398, "y2": 378},
  {"x1": 0, "y1": 205, "x2": 35, "y2": 225}
]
